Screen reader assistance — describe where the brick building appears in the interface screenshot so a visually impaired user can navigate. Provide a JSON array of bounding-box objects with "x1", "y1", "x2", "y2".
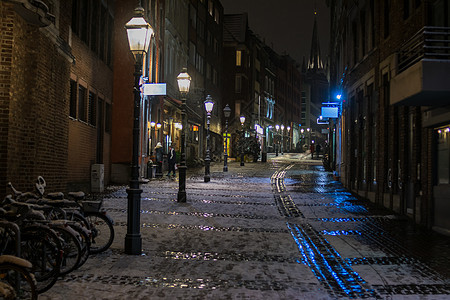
[
  {"x1": 0, "y1": 0, "x2": 114, "y2": 195},
  {"x1": 329, "y1": 0, "x2": 450, "y2": 233}
]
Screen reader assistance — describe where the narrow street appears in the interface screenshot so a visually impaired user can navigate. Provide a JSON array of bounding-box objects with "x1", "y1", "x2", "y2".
[{"x1": 41, "y1": 154, "x2": 450, "y2": 299}]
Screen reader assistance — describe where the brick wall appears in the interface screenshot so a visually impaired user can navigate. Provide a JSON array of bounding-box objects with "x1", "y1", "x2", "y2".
[
  {"x1": 0, "y1": 2, "x2": 14, "y2": 196},
  {"x1": 0, "y1": 2, "x2": 71, "y2": 196}
]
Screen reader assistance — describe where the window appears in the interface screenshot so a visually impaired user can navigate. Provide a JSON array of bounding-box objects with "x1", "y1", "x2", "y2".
[
  {"x1": 384, "y1": 0, "x2": 390, "y2": 38},
  {"x1": 189, "y1": 42, "x2": 196, "y2": 66},
  {"x1": 88, "y1": 91, "x2": 96, "y2": 126},
  {"x1": 215, "y1": 8, "x2": 220, "y2": 24},
  {"x1": 190, "y1": 4, "x2": 197, "y2": 28},
  {"x1": 69, "y1": 80, "x2": 77, "y2": 118},
  {"x1": 213, "y1": 69, "x2": 218, "y2": 85},
  {"x1": 360, "y1": 11, "x2": 366, "y2": 56},
  {"x1": 403, "y1": 0, "x2": 413, "y2": 19},
  {"x1": 71, "y1": 0, "x2": 114, "y2": 66},
  {"x1": 195, "y1": 53, "x2": 204, "y2": 74},
  {"x1": 352, "y1": 21, "x2": 358, "y2": 64},
  {"x1": 208, "y1": 0, "x2": 213, "y2": 16},
  {"x1": 107, "y1": 12, "x2": 114, "y2": 66},
  {"x1": 78, "y1": 85, "x2": 87, "y2": 122},
  {"x1": 206, "y1": 63, "x2": 211, "y2": 80},
  {"x1": 90, "y1": 1, "x2": 99, "y2": 53},
  {"x1": 236, "y1": 50, "x2": 242, "y2": 66},
  {"x1": 437, "y1": 126, "x2": 450, "y2": 184},
  {"x1": 235, "y1": 75, "x2": 242, "y2": 93},
  {"x1": 105, "y1": 102, "x2": 111, "y2": 133},
  {"x1": 213, "y1": 38, "x2": 219, "y2": 54},
  {"x1": 79, "y1": 0, "x2": 88, "y2": 43},
  {"x1": 197, "y1": 18, "x2": 205, "y2": 39},
  {"x1": 207, "y1": 31, "x2": 212, "y2": 46},
  {"x1": 99, "y1": 5, "x2": 106, "y2": 61}
]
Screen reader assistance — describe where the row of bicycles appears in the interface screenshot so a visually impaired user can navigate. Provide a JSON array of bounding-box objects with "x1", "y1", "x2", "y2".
[{"x1": 0, "y1": 176, "x2": 115, "y2": 299}]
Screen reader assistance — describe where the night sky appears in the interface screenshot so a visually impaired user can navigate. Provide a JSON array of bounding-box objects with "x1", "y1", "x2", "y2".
[{"x1": 220, "y1": 0, "x2": 330, "y2": 66}]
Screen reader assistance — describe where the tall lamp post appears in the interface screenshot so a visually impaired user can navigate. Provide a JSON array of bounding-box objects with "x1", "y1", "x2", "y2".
[
  {"x1": 275, "y1": 124, "x2": 280, "y2": 156},
  {"x1": 287, "y1": 126, "x2": 291, "y2": 152},
  {"x1": 124, "y1": 6, "x2": 153, "y2": 255},
  {"x1": 177, "y1": 68, "x2": 191, "y2": 202},
  {"x1": 204, "y1": 95, "x2": 214, "y2": 182},
  {"x1": 223, "y1": 104, "x2": 231, "y2": 172},
  {"x1": 149, "y1": 121, "x2": 156, "y2": 155},
  {"x1": 281, "y1": 124, "x2": 285, "y2": 155},
  {"x1": 240, "y1": 115, "x2": 245, "y2": 166}
]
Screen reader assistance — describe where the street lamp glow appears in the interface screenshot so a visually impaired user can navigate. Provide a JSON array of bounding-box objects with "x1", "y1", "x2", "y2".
[
  {"x1": 275, "y1": 124, "x2": 280, "y2": 131},
  {"x1": 301, "y1": 128, "x2": 304, "y2": 133},
  {"x1": 177, "y1": 68, "x2": 191, "y2": 94},
  {"x1": 177, "y1": 68, "x2": 191, "y2": 203},
  {"x1": 281, "y1": 124, "x2": 285, "y2": 131},
  {"x1": 240, "y1": 115, "x2": 245, "y2": 166},
  {"x1": 125, "y1": 7, "x2": 153, "y2": 61},
  {"x1": 223, "y1": 104, "x2": 231, "y2": 172},
  {"x1": 156, "y1": 123, "x2": 161, "y2": 129},
  {"x1": 287, "y1": 126, "x2": 291, "y2": 131},
  {"x1": 204, "y1": 95, "x2": 214, "y2": 182},
  {"x1": 204, "y1": 95, "x2": 214, "y2": 113},
  {"x1": 150, "y1": 121, "x2": 155, "y2": 128}
]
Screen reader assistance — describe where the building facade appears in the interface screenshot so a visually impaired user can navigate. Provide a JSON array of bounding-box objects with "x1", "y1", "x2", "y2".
[
  {"x1": 329, "y1": 0, "x2": 450, "y2": 234},
  {"x1": 0, "y1": 0, "x2": 114, "y2": 195}
]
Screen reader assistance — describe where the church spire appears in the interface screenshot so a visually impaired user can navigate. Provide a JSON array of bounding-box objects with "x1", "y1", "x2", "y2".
[{"x1": 307, "y1": 8, "x2": 324, "y2": 72}]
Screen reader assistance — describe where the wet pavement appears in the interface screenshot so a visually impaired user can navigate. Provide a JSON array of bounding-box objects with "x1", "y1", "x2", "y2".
[{"x1": 41, "y1": 153, "x2": 450, "y2": 299}]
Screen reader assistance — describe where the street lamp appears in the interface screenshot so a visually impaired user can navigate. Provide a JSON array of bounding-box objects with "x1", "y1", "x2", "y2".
[
  {"x1": 124, "y1": 6, "x2": 153, "y2": 255},
  {"x1": 281, "y1": 124, "x2": 285, "y2": 155},
  {"x1": 287, "y1": 126, "x2": 291, "y2": 152},
  {"x1": 275, "y1": 125, "x2": 280, "y2": 156},
  {"x1": 177, "y1": 68, "x2": 191, "y2": 203},
  {"x1": 223, "y1": 104, "x2": 231, "y2": 172},
  {"x1": 204, "y1": 95, "x2": 214, "y2": 182},
  {"x1": 240, "y1": 115, "x2": 245, "y2": 166},
  {"x1": 149, "y1": 121, "x2": 155, "y2": 155}
]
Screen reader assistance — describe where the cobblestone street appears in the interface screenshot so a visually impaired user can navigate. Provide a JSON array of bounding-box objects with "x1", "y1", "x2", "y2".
[{"x1": 41, "y1": 153, "x2": 450, "y2": 299}]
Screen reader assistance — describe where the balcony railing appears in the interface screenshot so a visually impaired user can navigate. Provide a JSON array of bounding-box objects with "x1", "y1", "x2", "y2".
[{"x1": 398, "y1": 26, "x2": 450, "y2": 73}]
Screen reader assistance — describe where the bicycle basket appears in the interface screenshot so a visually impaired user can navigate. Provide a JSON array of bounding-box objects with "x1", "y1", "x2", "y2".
[{"x1": 82, "y1": 200, "x2": 102, "y2": 212}]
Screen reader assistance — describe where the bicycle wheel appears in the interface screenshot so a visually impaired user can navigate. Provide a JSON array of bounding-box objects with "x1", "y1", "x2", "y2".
[
  {"x1": 0, "y1": 262, "x2": 37, "y2": 300},
  {"x1": 21, "y1": 225, "x2": 62, "y2": 294},
  {"x1": 50, "y1": 226, "x2": 81, "y2": 275},
  {"x1": 84, "y1": 212, "x2": 114, "y2": 254},
  {"x1": 66, "y1": 222, "x2": 90, "y2": 269}
]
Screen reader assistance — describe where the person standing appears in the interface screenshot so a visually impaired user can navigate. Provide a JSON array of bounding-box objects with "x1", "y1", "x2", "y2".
[
  {"x1": 167, "y1": 144, "x2": 176, "y2": 177},
  {"x1": 155, "y1": 142, "x2": 163, "y2": 177},
  {"x1": 316, "y1": 144, "x2": 321, "y2": 158},
  {"x1": 310, "y1": 143, "x2": 315, "y2": 159}
]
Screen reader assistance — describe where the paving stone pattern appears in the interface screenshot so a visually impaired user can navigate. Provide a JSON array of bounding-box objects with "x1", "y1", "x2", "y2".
[{"x1": 41, "y1": 154, "x2": 450, "y2": 299}]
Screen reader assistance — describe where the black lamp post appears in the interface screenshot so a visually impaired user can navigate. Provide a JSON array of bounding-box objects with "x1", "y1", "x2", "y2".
[
  {"x1": 204, "y1": 95, "x2": 214, "y2": 182},
  {"x1": 223, "y1": 104, "x2": 231, "y2": 172},
  {"x1": 281, "y1": 124, "x2": 285, "y2": 155},
  {"x1": 287, "y1": 125, "x2": 291, "y2": 152},
  {"x1": 177, "y1": 68, "x2": 191, "y2": 202},
  {"x1": 275, "y1": 124, "x2": 279, "y2": 156},
  {"x1": 240, "y1": 115, "x2": 245, "y2": 166},
  {"x1": 124, "y1": 6, "x2": 153, "y2": 255}
]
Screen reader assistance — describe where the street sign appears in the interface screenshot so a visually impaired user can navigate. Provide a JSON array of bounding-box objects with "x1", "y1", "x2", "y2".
[{"x1": 143, "y1": 83, "x2": 167, "y2": 96}]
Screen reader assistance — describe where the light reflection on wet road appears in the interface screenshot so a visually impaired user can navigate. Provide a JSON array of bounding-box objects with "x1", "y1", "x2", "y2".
[
  {"x1": 42, "y1": 156, "x2": 450, "y2": 299},
  {"x1": 276, "y1": 162, "x2": 450, "y2": 298}
]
